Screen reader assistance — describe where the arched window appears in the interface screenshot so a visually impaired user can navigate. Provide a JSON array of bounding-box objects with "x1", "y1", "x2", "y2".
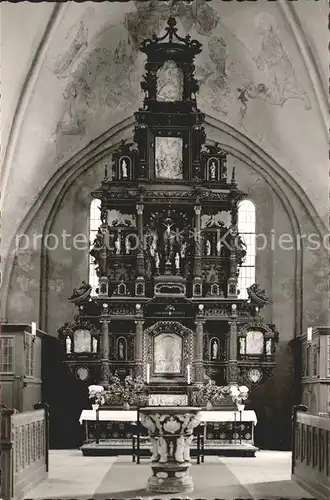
[
  {"x1": 89, "y1": 199, "x2": 101, "y2": 294},
  {"x1": 237, "y1": 200, "x2": 256, "y2": 299}
]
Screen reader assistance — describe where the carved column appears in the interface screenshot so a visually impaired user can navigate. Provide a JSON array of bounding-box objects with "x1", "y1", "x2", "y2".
[
  {"x1": 100, "y1": 318, "x2": 110, "y2": 387},
  {"x1": 135, "y1": 319, "x2": 144, "y2": 378},
  {"x1": 193, "y1": 204, "x2": 202, "y2": 296},
  {"x1": 194, "y1": 320, "x2": 205, "y2": 383},
  {"x1": 227, "y1": 321, "x2": 238, "y2": 384},
  {"x1": 228, "y1": 200, "x2": 239, "y2": 297},
  {"x1": 136, "y1": 204, "x2": 145, "y2": 295},
  {"x1": 98, "y1": 222, "x2": 109, "y2": 297}
]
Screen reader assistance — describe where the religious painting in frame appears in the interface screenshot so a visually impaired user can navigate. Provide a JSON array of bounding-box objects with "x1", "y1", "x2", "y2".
[
  {"x1": 156, "y1": 60, "x2": 184, "y2": 102},
  {"x1": 245, "y1": 330, "x2": 264, "y2": 355},
  {"x1": 155, "y1": 136, "x2": 183, "y2": 179},
  {"x1": 153, "y1": 333, "x2": 182, "y2": 374},
  {"x1": 73, "y1": 329, "x2": 91, "y2": 353}
]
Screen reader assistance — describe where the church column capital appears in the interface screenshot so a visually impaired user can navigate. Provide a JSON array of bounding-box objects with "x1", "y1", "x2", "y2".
[
  {"x1": 194, "y1": 205, "x2": 201, "y2": 216},
  {"x1": 136, "y1": 204, "x2": 144, "y2": 215}
]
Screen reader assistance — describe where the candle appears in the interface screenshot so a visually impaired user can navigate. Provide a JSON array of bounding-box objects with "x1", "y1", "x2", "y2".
[
  {"x1": 187, "y1": 364, "x2": 191, "y2": 384},
  {"x1": 31, "y1": 322, "x2": 37, "y2": 337},
  {"x1": 307, "y1": 327, "x2": 312, "y2": 343},
  {"x1": 146, "y1": 363, "x2": 150, "y2": 384}
]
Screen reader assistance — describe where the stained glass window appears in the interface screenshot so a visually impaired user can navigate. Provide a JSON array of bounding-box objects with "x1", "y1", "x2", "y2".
[
  {"x1": 238, "y1": 200, "x2": 256, "y2": 299},
  {"x1": 89, "y1": 199, "x2": 101, "y2": 294}
]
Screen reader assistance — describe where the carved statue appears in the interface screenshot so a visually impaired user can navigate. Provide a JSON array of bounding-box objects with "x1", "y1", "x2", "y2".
[
  {"x1": 211, "y1": 339, "x2": 218, "y2": 360},
  {"x1": 68, "y1": 281, "x2": 92, "y2": 302},
  {"x1": 216, "y1": 239, "x2": 222, "y2": 256},
  {"x1": 175, "y1": 252, "x2": 180, "y2": 269},
  {"x1": 92, "y1": 230, "x2": 103, "y2": 250},
  {"x1": 125, "y1": 238, "x2": 130, "y2": 254},
  {"x1": 266, "y1": 339, "x2": 272, "y2": 355},
  {"x1": 158, "y1": 436, "x2": 167, "y2": 463},
  {"x1": 206, "y1": 239, "x2": 211, "y2": 256},
  {"x1": 239, "y1": 337, "x2": 246, "y2": 354},
  {"x1": 115, "y1": 237, "x2": 121, "y2": 254},
  {"x1": 210, "y1": 161, "x2": 216, "y2": 180},
  {"x1": 183, "y1": 434, "x2": 194, "y2": 462},
  {"x1": 118, "y1": 340, "x2": 125, "y2": 359},
  {"x1": 180, "y1": 241, "x2": 187, "y2": 258},
  {"x1": 155, "y1": 252, "x2": 160, "y2": 269},
  {"x1": 150, "y1": 437, "x2": 159, "y2": 462},
  {"x1": 66, "y1": 336, "x2": 72, "y2": 354},
  {"x1": 92, "y1": 337, "x2": 98, "y2": 353},
  {"x1": 121, "y1": 159, "x2": 128, "y2": 178}
]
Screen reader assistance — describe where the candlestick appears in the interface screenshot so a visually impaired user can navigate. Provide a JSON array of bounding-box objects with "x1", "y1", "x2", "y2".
[
  {"x1": 146, "y1": 363, "x2": 150, "y2": 384},
  {"x1": 187, "y1": 364, "x2": 191, "y2": 384}
]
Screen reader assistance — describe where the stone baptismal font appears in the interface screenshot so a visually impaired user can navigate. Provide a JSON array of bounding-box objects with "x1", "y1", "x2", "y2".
[{"x1": 139, "y1": 406, "x2": 201, "y2": 493}]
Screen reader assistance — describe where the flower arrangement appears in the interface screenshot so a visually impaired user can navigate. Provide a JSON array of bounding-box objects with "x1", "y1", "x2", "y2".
[
  {"x1": 228, "y1": 385, "x2": 249, "y2": 405},
  {"x1": 191, "y1": 382, "x2": 249, "y2": 407},
  {"x1": 88, "y1": 385, "x2": 105, "y2": 406},
  {"x1": 103, "y1": 375, "x2": 147, "y2": 406}
]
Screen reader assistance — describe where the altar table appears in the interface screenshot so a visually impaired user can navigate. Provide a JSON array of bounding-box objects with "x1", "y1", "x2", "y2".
[{"x1": 79, "y1": 409, "x2": 258, "y2": 447}]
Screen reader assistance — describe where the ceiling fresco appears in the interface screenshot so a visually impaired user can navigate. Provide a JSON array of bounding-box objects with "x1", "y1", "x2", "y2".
[{"x1": 0, "y1": 0, "x2": 328, "y2": 263}]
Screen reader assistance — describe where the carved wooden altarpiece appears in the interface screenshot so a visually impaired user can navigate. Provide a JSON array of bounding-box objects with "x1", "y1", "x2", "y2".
[{"x1": 58, "y1": 18, "x2": 279, "y2": 404}]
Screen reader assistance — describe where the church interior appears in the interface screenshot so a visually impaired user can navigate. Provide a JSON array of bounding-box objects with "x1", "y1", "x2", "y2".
[{"x1": 0, "y1": 1, "x2": 329, "y2": 499}]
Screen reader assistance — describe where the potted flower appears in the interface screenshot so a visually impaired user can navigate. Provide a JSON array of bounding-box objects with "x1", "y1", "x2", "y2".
[
  {"x1": 229, "y1": 384, "x2": 249, "y2": 411},
  {"x1": 88, "y1": 385, "x2": 105, "y2": 410}
]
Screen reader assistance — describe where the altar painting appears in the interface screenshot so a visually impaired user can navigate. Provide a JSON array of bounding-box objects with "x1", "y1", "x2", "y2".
[
  {"x1": 246, "y1": 330, "x2": 264, "y2": 355},
  {"x1": 156, "y1": 60, "x2": 183, "y2": 102},
  {"x1": 153, "y1": 333, "x2": 182, "y2": 374},
  {"x1": 155, "y1": 137, "x2": 183, "y2": 179},
  {"x1": 74, "y1": 329, "x2": 91, "y2": 353}
]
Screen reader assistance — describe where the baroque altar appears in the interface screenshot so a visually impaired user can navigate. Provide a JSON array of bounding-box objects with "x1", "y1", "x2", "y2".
[{"x1": 58, "y1": 18, "x2": 279, "y2": 444}]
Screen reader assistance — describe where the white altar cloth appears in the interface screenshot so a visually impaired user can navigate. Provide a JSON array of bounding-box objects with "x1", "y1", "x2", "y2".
[{"x1": 79, "y1": 409, "x2": 257, "y2": 425}]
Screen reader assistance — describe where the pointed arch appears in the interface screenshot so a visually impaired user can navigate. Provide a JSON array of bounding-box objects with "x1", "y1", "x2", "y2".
[{"x1": 238, "y1": 199, "x2": 256, "y2": 299}]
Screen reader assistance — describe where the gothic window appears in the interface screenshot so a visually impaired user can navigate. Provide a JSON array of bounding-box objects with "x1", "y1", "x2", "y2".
[
  {"x1": 89, "y1": 199, "x2": 101, "y2": 294},
  {"x1": 238, "y1": 200, "x2": 256, "y2": 299}
]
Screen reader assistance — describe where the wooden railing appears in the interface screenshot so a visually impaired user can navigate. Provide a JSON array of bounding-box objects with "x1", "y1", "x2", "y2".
[
  {"x1": 292, "y1": 409, "x2": 330, "y2": 499},
  {"x1": 0, "y1": 405, "x2": 48, "y2": 500}
]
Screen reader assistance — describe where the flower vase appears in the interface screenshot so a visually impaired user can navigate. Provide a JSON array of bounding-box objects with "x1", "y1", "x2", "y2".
[
  {"x1": 123, "y1": 402, "x2": 130, "y2": 410},
  {"x1": 206, "y1": 401, "x2": 213, "y2": 410},
  {"x1": 92, "y1": 403, "x2": 99, "y2": 411},
  {"x1": 237, "y1": 403, "x2": 245, "y2": 412}
]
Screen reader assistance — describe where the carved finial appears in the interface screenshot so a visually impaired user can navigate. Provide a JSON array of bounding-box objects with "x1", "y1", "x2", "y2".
[{"x1": 231, "y1": 166, "x2": 236, "y2": 184}]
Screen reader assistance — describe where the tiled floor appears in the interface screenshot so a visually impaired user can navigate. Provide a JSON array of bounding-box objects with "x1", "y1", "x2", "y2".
[{"x1": 24, "y1": 450, "x2": 314, "y2": 500}]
